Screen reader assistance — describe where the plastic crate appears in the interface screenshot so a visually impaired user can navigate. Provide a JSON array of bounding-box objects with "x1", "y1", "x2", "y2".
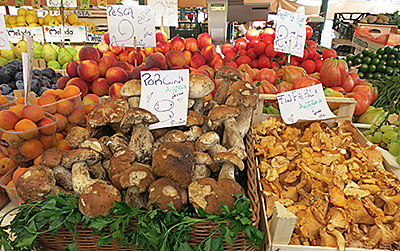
[{"x1": 333, "y1": 12, "x2": 371, "y2": 40}]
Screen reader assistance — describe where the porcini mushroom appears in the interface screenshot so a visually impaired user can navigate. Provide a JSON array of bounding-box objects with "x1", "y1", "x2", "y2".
[
  {"x1": 40, "y1": 148, "x2": 63, "y2": 167},
  {"x1": 192, "y1": 151, "x2": 214, "y2": 181},
  {"x1": 71, "y1": 161, "x2": 107, "y2": 195},
  {"x1": 147, "y1": 177, "x2": 187, "y2": 212},
  {"x1": 158, "y1": 130, "x2": 186, "y2": 143},
  {"x1": 195, "y1": 131, "x2": 227, "y2": 157},
  {"x1": 61, "y1": 149, "x2": 102, "y2": 169},
  {"x1": 189, "y1": 73, "x2": 215, "y2": 114},
  {"x1": 214, "y1": 152, "x2": 244, "y2": 181},
  {"x1": 86, "y1": 99, "x2": 129, "y2": 129},
  {"x1": 52, "y1": 165, "x2": 73, "y2": 191},
  {"x1": 106, "y1": 133, "x2": 129, "y2": 154},
  {"x1": 120, "y1": 79, "x2": 141, "y2": 108},
  {"x1": 80, "y1": 138, "x2": 112, "y2": 159},
  {"x1": 125, "y1": 186, "x2": 148, "y2": 209},
  {"x1": 120, "y1": 107, "x2": 159, "y2": 163},
  {"x1": 184, "y1": 125, "x2": 203, "y2": 142},
  {"x1": 213, "y1": 66, "x2": 242, "y2": 105},
  {"x1": 65, "y1": 126, "x2": 90, "y2": 149}
]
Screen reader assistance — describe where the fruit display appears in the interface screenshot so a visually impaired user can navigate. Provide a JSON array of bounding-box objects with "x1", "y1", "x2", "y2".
[
  {"x1": 359, "y1": 14, "x2": 390, "y2": 24},
  {"x1": 254, "y1": 117, "x2": 400, "y2": 250}
]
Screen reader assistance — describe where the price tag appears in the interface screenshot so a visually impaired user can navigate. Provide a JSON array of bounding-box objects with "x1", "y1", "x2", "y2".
[
  {"x1": 106, "y1": 5, "x2": 156, "y2": 47},
  {"x1": 148, "y1": 0, "x2": 178, "y2": 27},
  {"x1": 139, "y1": 69, "x2": 189, "y2": 130},
  {"x1": 6, "y1": 27, "x2": 44, "y2": 43},
  {"x1": 274, "y1": 8, "x2": 307, "y2": 58},
  {"x1": 44, "y1": 26, "x2": 86, "y2": 43},
  {"x1": 46, "y1": 0, "x2": 62, "y2": 7},
  {"x1": 0, "y1": 16, "x2": 10, "y2": 50},
  {"x1": 86, "y1": 32, "x2": 104, "y2": 43},
  {"x1": 63, "y1": 0, "x2": 77, "y2": 8},
  {"x1": 277, "y1": 84, "x2": 336, "y2": 124}
]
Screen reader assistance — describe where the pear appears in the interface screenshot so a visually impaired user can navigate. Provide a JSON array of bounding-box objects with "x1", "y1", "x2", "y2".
[
  {"x1": 73, "y1": 51, "x2": 79, "y2": 61},
  {"x1": 0, "y1": 58, "x2": 8, "y2": 67},
  {"x1": 41, "y1": 44, "x2": 58, "y2": 62},
  {"x1": 26, "y1": 14, "x2": 37, "y2": 24},
  {"x1": 0, "y1": 42, "x2": 16, "y2": 60},
  {"x1": 47, "y1": 60, "x2": 61, "y2": 69},
  {"x1": 7, "y1": 16, "x2": 17, "y2": 25},
  {"x1": 58, "y1": 47, "x2": 73, "y2": 66},
  {"x1": 48, "y1": 18, "x2": 59, "y2": 26},
  {"x1": 33, "y1": 41, "x2": 43, "y2": 59},
  {"x1": 44, "y1": 14, "x2": 52, "y2": 24},
  {"x1": 50, "y1": 44, "x2": 59, "y2": 53},
  {"x1": 16, "y1": 15, "x2": 26, "y2": 25},
  {"x1": 14, "y1": 40, "x2": 27, "y2": 60},
  {"x1": 67, "y1": 13, "x2": 79, "y2": 25},
  {"x1": 66, "y1": 46, "x2": 77, "y2": 56},
  {"x1": 17, "y1": 8, "x2": 27, "y2": 16},
  {"x1": 38, "y1": 17, "x2": 44, "y2": 25},
  {"x1": 56, "y1": 15, "x2": 62, "y2": 24},
  {"x1": 62, "y1": 62, "x2": 68, "y2": 70},
  {"x1": 28, "y1": 9, "x2": 37, "y2": 17}
]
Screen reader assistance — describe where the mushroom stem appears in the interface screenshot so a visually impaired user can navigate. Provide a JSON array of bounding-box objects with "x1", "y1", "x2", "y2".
[
  {"x1": 208, "y1": 144, "x2": 227, "y2": 157},
  {"x1": 223, "y1": 118, "x2": 245, "y2": 150},
  {"x1": 213, "y1": 79, "x2": 230, "y2": 105},
  {"x1": 128, "y1": 97, "x2": 140, "y2": 108},
  {"x1": 192, "y1": 164, "x2": 211, "y2": 181},
  {"x1": 192, "y1": 98, "x2": 204, "y2": 115},
  {"x1": 236, "y1": 104, "x2": 253, "y2": 138},
  {"x1": 129, "y1": 123, "x2": 154, "y2": 163},
  {"x1": 72, "y1": 161, "x2": 104, "y2": 195},
  {"x1": 218, "y1": 162, "x2": 235, "y2": 180},
  {"x1": 125, "y1": 185, "x2": 148, "y2": 209}
]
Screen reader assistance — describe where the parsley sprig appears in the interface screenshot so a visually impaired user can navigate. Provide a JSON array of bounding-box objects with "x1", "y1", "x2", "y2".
[{"x1": 0, "y1": 192, "x2": 263, "y2": 251}]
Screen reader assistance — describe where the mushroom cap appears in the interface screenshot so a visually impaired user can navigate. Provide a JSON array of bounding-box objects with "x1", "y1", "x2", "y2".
[
  {"x1": 79, "y1": 182, "x2": 121, "y2": 218},
  {"x1": 163, "y1": 130, "x2": 187, "y2": 143},
  {"x1": 228, "y1": 147, "x2": 247, "y2": 160},
  {"x1": 65, "y1": 126, "x2": 91, "y2": 149},
  {"x1": 147, "y1": 177, "x2": 187, "y2": 212},
  {"x1": 61, "y1": 149, "x2": 102, "y2": 169},
  {"x1": 40, "y1": 148, "x2": 63, "y2": 167},
  {"x1": 208, "y1": 105, "x2": 240, "y2": 123},
  {"x1": 214, "y1": 152, "x2": 245, "y2": 171},
  {"x1": 215, "y1": 66, "x2": 242, "y2": 80},
  {"x1": 120, "y1": 107, "x2": 159, "y2": 129},
  {"x1": 194, "y1": 151, "x2": 214, "y2": 166},
  {"x1": 230, "y1": 80, "x2": 259, "y2": 108},
  {"x1": 80, "y1": 138, "x2": 112, "y2": 159},
  {"x1": 189, "y1": 73, "x2": 215, "y2": 99},
  {"x1": 106, "y1": 133, "x2": 129, "y2": 154},
  {"x1": 87, "y1": 99, "x2": 129, "y2": 129},
  {"x1": 16, "y1": 166, "x2": 56, "y2": 203},
  {"x1": 195, "y1": 131, "x2": 220, "y2": 152},
  {"x1": 152, "y1": 142, "x2": 194, "y2": 189},
  {"x1": 120, "y1": 79, "x2": 141, "y2": 97},
  {"x1": 185, "y1": 125, "x2": 204, "y2": 142},
  {"x1": 186, "y1": 110, "x2": 204, "y2": 127}
]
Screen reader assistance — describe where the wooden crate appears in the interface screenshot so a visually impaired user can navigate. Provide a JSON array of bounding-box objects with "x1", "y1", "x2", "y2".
[{"x1": 356, "y1": 23, "x2": 398, "y2": 35}]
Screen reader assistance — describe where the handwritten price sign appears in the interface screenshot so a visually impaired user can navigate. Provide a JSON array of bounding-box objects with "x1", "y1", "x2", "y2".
[
  {"x1": 46, "y1": 0, "x2": 61, "y2": 7},
  {"x1": 0, "y1": 16, "x2": 10, "y2": 50},
  {"x1": 139, "y1": 69, "x2": 189, "y2": 130},
  {"x1": 148, "y1": 0, "x2": 178, "y2": 27},
  {"x1": 274, "y1": 8, "x2": 307, "y2": 58},
  {"x1": 106, "y1": 5, "x2": 156, "y2": 47},
  {"x1": 277, "y1": 84, "x2": 336, "y2": 124},
  {"x1": 63, "y1": 0, "x2": 77, "y2": 8},
  {"x1": 6, "y1": 27, "x2": 44, "y2": 43}
]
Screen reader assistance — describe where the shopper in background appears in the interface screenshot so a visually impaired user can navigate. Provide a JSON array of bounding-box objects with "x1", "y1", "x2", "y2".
[{"x1": 188, "y1": 12, "x2": 194, "y2": 22}]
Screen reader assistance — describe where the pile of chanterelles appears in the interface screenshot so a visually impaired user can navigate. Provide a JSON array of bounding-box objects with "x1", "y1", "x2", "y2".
[{"x1": 253, "y1": 118, "x2": 400, "y2": 251}]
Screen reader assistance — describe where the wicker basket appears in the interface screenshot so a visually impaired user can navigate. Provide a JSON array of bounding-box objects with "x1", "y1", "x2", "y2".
[{"x1": 35, "y1": 132, "x2": 260, "y2": 251}]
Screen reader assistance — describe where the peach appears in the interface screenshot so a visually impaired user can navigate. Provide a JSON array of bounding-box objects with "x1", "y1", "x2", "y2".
[
  {"x1": 210, "y1": 58, "x2": 223, "y2": 68},
  {"x1": 38, "y1": 94, "x2": 57, "y2": 114},
  {"x1": 68, "y1": 107, "x2": 85, "y2": 124},
  {"x1": 15, "y1": 119, "x2": 38, "y2": 139},
  {"x1": 131, "y1": 65, "x2": 147, "y2": 80},
  {"x1": 40, "y1": 134, "x2": 57, "y2": 150},
  {"x1": 199, "y1": 65, "x2": 215, "y2": 78},
  {"x1": 57, "y1": 100, "x2": 74, "y2": 115},
  {"x1": 190, "y1": 54, "x2": 206, "y2": 69},
  {"x1": 78, "y1": 60, "x2": 100, "y2": 82},
  {"x1": 183, "y1": 51, "x2": 192, "y2": 65},
  {"x1": 128, "y1": 51, "x2": 144, "y2": 66},
  {"x1": 143, "y1": 47, "x2": 154, "y2": 56},
  {"x1": 139, "y1": 51, "x2": 146, "y2": 64},
  {"x1": 105, "y1": 67, "x2": 129, "y2": 85},
  {"x1": 113, "y1": 61, "x2": 131, "y2": 72},
  {"x1": 101, "y1": 56, "x2": 117, "y2": 67},
  {"x1": 92, "y1": 78, "x2": 109, "y2": 96},
  {"x1": 103, "y1": 51, "x2": 118, "y2": 60},
  {"x1": 197, "y1": 33, "x2": 212, "y2": 49},
  {"x1": 22, "y1": 104, "x2": 44, "y2": 123},
  {"x1": 170, "y1": 36, "x2": 185, "y2": 51},
  {"x1": 0, "y1": 110, "x2": 19, "y2": 130},
  {"x1": 166, "y1": 50, "x2": 186, "y2": 68},
  {"x1": 84, "y1": 104, "x2": 95, "y2": 115},
  {"x1": 16, "y1": 97, "x2": 24, "y2": 105},
  {"x1": 98, "y1": 60, "x2": 109, "y2": 77},
  {"x1": 193, "y1": 51, "x2": 201, "y2": 56},
  {"x1": 66, "y1": 61, "x2": 79, "y2": 78},
  {"x1": 193, "y1": 68, "x2": 211, "y2": 78},
  {"x1": 110, "y1": 46, "x2": 123, "y2": 55},
  {"x1": 56, "y1": 76, "x2": 71, "y2": 90},
  {"x1": 97, "y1": 42, "x2": 109, "y2": 54},
  {"x1": 34, "y1": 155, "x2": 41, "y2": 166},
  {"x1": 108, "y1": 83, "x2": 123, "y2": 99},
  {"x1": 0, "y1": 96, "x2": 7, "y2": 106},
  {"x1": 62, "y1": 85, "x2": 81, "y2": 99},
  {"x1": 155, "y1": 30, "x2": 168, "y2": 42},
  {"x1": 31, "y1": 98, "x2": 39, "y2": 105},
  {"x1": 0, "y1": 151, "x2": 6, "y2": 159},
  {"x1": 1, "y1": 130, "x2": 24, "y2": 148},
  {"x1": 56, "y1": 132, "x2": 64, "y2": 141},
  {"x1": 20, "y1": 139, "x2": 43, "y2": 159},
  {"x1": 38, "y1": 117, "x2": 56, "y2": 135},
  {"x1": 145, "y1": 52, "x2": 166, "y2": 70},
  {"x1": 118, "y1": 50, "x2": 130, "y2": 62},
  {"x1": 169, "y1": 66, "x2": 183, "y2": 70},
  {"x1": 53, "y1": 114, "x2": 68, "y2": 131},
  {"x1": 155, "y1": 40, "x2": 169, "y2": 55},
  {"x1": 0, "y1": 157, "x2": 17, "y2": 175},
  {"x1": 201, "y1": 45, "x2": 216, "y2": 62},
  {"x1": 104, "y1": 32, "x2": 110, "y2": 44},
  {"x1": 56, "y1": 139, "x2": 73, "y2": 150},
  {"x1": 83, "y1": 94, "x2": 99, "y2": 105},
  {"x1": 79, "y1": 46, "x2": 101, "y2": 63},
  {"x1": 66, "y1": 78, "x2": 88, "y2": 97},
  {"x1": 184, "y1": 38, "x2": 198, "y2": 52}
]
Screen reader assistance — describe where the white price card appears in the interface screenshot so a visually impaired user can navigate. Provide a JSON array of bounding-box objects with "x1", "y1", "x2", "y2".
[
  {"x1": 0, "y1": 16, "x2": 10, "y2": 50},
  {"x1": 44, "y1": 26, "x2": 86, "y2": 43},
  {"x1": 148, "y1": 0, "x2": 178, "y2": 27},
  {"x1": 274, "y1": 8, "x2": 307, "y2": 58},
  {"x1": 63, "y1": 0, "x2": 77, "y2": 8},
  {"x1": 46, "y1": 0, "x2": 62, "y2": 7},
  {"x1": 106, "y1": 5, "x2": 156, "y2": 47},
  {"x1": 277, "y1": 84, "x2": 336, "y2": 124},
  {"x1": 139, "y1": 69, "x2": 189, "y2": 130},
  {"x1": 6, "y1": 27, "x2": 44, "y2": 43},
  {"x1": 86, "y1": 32, "x2": 104, "y2": 43}
]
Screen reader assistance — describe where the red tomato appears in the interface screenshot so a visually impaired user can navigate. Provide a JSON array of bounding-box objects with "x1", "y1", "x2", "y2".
[
  {"x1": 255, "y1": 80, "x2": 278, "y2": 94},
  {"x1": 236, "y1": 56, "x2": 252, "y2": 66},
  {"x1": 292, "y1": 76, "x2": 321, "y2": 90},
  {"x1": 248, "y1": 39, "x2": 260, "y2": 48},
  {"x1": 352, "y1": 85, "x2": 373, "y2": 103},
  {"x1": 282, "y1": 65, "x2": 307, "y2": 83},
  {"x1": 354, "y1": 81, "x2": 378, "y2": 103},
  {"x1": 265, "y1": 44, "x2": 277, "y2": 58},
  {"x1": 250, "y1": 59, "x2": 259, "y2": 69},
  {"x1": 262, "y1": 36, "x2": 274, "y2": 46},
  {"x1": 331, "y1": 86, "x2": 347, "y2": 94},
  {"x1": 308, "y1": 48, "x2": 317, "y2": 60},
  {"x1": 320, "y1": 58, "x2": 349, "y2": 87},
  {"x1": 279, "y1": 54, "x2": 288, "y2": 65},
  {"x1": 238, "y1": 63, "x2": 255, "y2": 80},
  {"x1": 289, "y1": 57, "x2": 300, "y2": 66},
  {"x1": 221, "y1": 43, "x2": 235, "y2": 56},
  {"x1": 308, "y1": 40, "x2": 317, "y2": 48},
  {"x1": 254, "y1": 42, "x2": 267, "y2": 55},
  {"x1": 300, "y1": 60, "x2": 316, "y2": 74},
  {"x1": 314, "y1": 59, "x2": 323, "y2": 72},
  {"x1": 306, "y1": 25, "x2": 313, "y2": 40},
  {"x1": 223, "y1": 51, "x2": 236, "y2": 63},
  {"x1": 345, "y1": 92, "x2": 370, "y2": 116},
  {"x1": 255, "y1": 68, "x2": 277, "y2": 84},
  {"x1": 262, "y1": 28, "x2": 275, "y2": 39},
  {"x1": 276, "y1": 81, "x2": 293, "y2": 93},
  {"x1": 271, "y1": 61, "x2": 280, "y2": 69},
  {"x1": 349, "y1": 72, "x2": 360, "y2": 86},
  {"x1": 246, "y1": 48, "x2": 258, "y2": 60},
  {"x1": 235, "y1": 38, "x2": 247, "y2": 51},
  {"x1": 322, "y1": 48, "x2": 337, "y2": 60},
  {"x1": 276, "y1": 68, "x2": 283, "y2": 80},
  {"x1": 300, "y1": 48, "x2": 309, "y2": 61},
  {"x1": 309, "y1": 72, "x2": 320, "y2": 80},
  {"x1": 225, "y1": 61, "x2": 238, "y2": 68},
  {"x1": 258, "y1": 57, "x2": 271, "y2": 69},
  {"x1": 245, "y1": 28, "x2": 259, "y2": 41},
  {"x1": 237, "y1": 49, "x2": 247, "y2": 57},
  {"x1": 340, "y1": 75, "x2": 354, "y2": 93}
]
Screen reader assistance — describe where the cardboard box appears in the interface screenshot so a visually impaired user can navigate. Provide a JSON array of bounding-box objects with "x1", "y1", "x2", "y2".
[
  {"x1": 356, "y1": 23, "x2": 398, "y2": 36},
  {"x1": 351, "y1": 36, "x2": 386, "y2": 54}
]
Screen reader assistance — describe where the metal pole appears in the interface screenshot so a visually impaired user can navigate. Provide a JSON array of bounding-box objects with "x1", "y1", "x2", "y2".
[
  {"x1": 138, "y1": 0, "x2": 145, "y2": 5},
  {"x1": 320, "y1": 0, "x2": 329, "y2": 29},
  {"x1": 180, "y1": 7, "x2": 185, "y2": 21}
]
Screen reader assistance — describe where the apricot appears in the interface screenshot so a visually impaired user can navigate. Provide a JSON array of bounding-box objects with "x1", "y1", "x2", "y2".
[
  {"x1": 12, "y1": 167, "x2": 28, "y2": 185},
  {"x1": 22, "y1": 104, "x2": 45, "y2": 123},
  {"x1": 7, "y1": 180, "x2": 14, "y2": 187},
  {"x1": 43, "y1": 89, "x2": 60, "y2": 100},
  {"x1": 16, "y1": 97, "x2": 24, "y2": 105},
  {"x1": 0, "y1": 157, "x2": 17, "y2": 175},
  {"x1": 57, "y1": 100, "x2": 74, "y2": 115},
  {"x1": 20, "y1": 139, "x2": 43, "y2": 159},
  {"x1": 0, "y1": 110, "x2": 19, "y2": 130},
  {"x1": 56, "y1": 132, "x2": 64, "y2": 141},
  {"x1": 53, "y1": 113, "x2": 68, "y2": 131},
  {"x1": 0, "y1": 146, "x2": 19, "y2": 156},
  {"x1": 0, "y1": 96, "x2": 9, "y2": 107},
  {"x1": 9, "y1": 106, "x2": 23, "y2": 119},
  {"x1": 40, "y1": 134, "x2": 56, "y2": 150},
  {"x1": 38, "y1": 94, "x2": 57, "y2": 114},
  {"x1": 38, "y1": 117, "x2": 57, "y2": 135},
  {"x1": 62, "y1": 85, "x2": 81, "y2": 99},
  {"x1": 14, "y1": 119, "x2": 38, "y2": 139},
  {"x1": 84, "y1": 104, "x2": 95, "y2": 115},
  {"x1": 0, "y1": 152, "x2": 7, "y2": 159},
  {"x1": 31, "y1": 97, "x2": 39, "y2": 105},
  {"x1": 68, "y1": 107, "x2": 85, "y2": 125},
  {"x1": 34, "y1": 155, "x2": 41, "y2": 166},
  {"x1": 56, "y1": 139, "x2": 73, "y2": 150},
  {"x1": 1, "y1": 130, "x2": 24, "y2": 148}
]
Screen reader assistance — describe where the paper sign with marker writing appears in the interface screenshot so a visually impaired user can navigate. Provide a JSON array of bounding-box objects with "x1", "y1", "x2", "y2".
[
  {"x1": 139, "y1": 69, "x2": 189, "y2": 130},
  {"x1": 106, "y1": 5, "x2": 156, "y2": 47},
  {"x1": 274, "y1": 8, "x2": 307, "y2": 58},
  {"x1": 148, "y1": 0, "x2": 178, "y2": 27},
  {"x1": 0, "y1": 16, "x2": 10, "y2": 50},
  {"x1": 46, "y1": 0, "x2": 61, "y2": 7},
  {"x1": 277, "y1": 84, "x2": 336, "y2": 124},
  {"x1": 63, "y1": 0, "x2": 77, "y2": 8}
]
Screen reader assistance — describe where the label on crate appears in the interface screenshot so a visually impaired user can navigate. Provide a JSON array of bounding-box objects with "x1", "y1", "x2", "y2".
[
  {"x1": 46, "y1": 0, "x2": 62, "y2": 7},
  {"x1": 63, "y1": 0, "x2": 77, "y2": 8},
  {"x1": 148, "y1": 0, "x2": 178, "y2": 27},
  {"x1": 43, "y1": 26, "x2": 86, "y2": 43},
  {"x1": 139, "y1": 69, "x2": 189, "y2": 130},
  {"x1": 277, "y1": 84, "x2": 336, "y2": 124},
  {"x1": 86, "y1": 32, "x2": 104, "y2": 43},
  {"x1": 6, "y1": 27, "x2": 44, "y2": 43},
  {"x1": 0, "y1": 16, "x2": 10, "y2": 50},
  {"x1": 274, "y1": 8, "x2": 307, "y2": 58}
]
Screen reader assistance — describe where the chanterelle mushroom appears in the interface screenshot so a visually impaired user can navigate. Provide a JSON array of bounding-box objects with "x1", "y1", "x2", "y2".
[
  {"x1": 120, "y1": 107, "x2": 159, "y2": 163},
  {"x1": 189, "y1": 73, "x2": 215, "y2": 114},
  {"x1": 87, "y1": 99, "x2": 129, "y2": 129},
  {"x1": 120, "y1": 79, "x2": 141, "y2": 108},
  {"x1": 213, "y1": 66, "x2": 242, "y2": 105},
  {"x1": 214, "y1": 152, "x2": 244, "y2": 181}
]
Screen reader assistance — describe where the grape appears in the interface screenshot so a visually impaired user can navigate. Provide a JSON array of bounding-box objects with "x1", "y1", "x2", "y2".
[
  {"x1": 363, "y1": 130, "x2": 373, "y2": 136},
  {"x1": 388, "y1": 142, "x2": 400, "y2": 156},
  {"x1": 394, "y1": 120, "x2": 400, "y2": 126},
  {"x1": 366, "y1": 135, "x2": 374, "y2": 142},
  {"x1": 373, "y1": 131, "x2": 383, "y2": 143},
  {"x1": 381, "y1": 125, "x2": 394, "y2": 133},
  {"x1": 370, "y1": 125, "x2": 378, "y2": 131},
  {"x1": 383, "y1": 131, "x2": 398, "y2": 144}
]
